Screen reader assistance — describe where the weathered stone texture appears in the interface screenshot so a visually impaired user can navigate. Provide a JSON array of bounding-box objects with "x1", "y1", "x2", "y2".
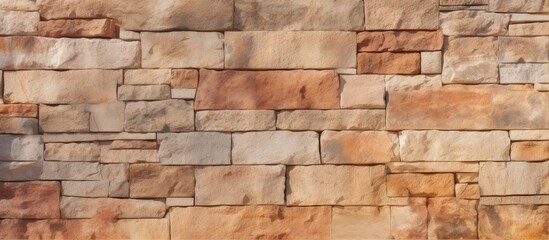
[
  {"x1": 45, "y1": 143, "x2": 101, "y2": 161},
  {"x1": 62, "y1": 181, "x2": 109, "y2": 197},
  {"x1": 364, "y1": 0, "x2": 439, "y2": 30},
  {"x1": 129, "y1": 164, "x2": 194, "y2": 198},
  {"x1": 118, "y1": 85, "x2": 171, "y2": 101},
  {"x1": 440, "y1": 11, "x2": 510, "y2": 36},
  {"x1": 385, "y1": 75, "x2": 442, "y2": 91},
  {"x1": 124, "y1": 100, "x2": 194, "y2": 132},
  {"x1": 100, "y1": 149, "x2": 158, "y2": 163},
  {"x1": 357, "y1": 52, "x2": 420, "y2": 74},
  {"x1": 0, "y1": 181, "x2": 60, "y2": 219},
  {"x1": 332, "y1": 207, "x2": 391, "y2": 239},
  {"x1": 0, "y1": 161, "x2": 42, "y2": 181},
  {"x1": 479, "y1": 205, "x2": 549, "y2": 239},
  {"x1": 509, "y1": 22, "x2": 549, "y2": 35},
  {"x1": 0, "y1": 104, "x2": 37, "y2": 117},
  {"x1": 498, "y1": 37, "x2": 549, "y2": 63},
  {"x1": 488, "y1": 0, "x2": 549, "y2": 12},
  {"x1": 480, "y1": 161, "x2": 549, "y2": 195},
  {"x1": 61, "y1": 197, "x2": 165, "y2": 219},
  {"x1": 387, "y1": 174, "x2": 455, "y2": 197},
  {"x1": 38, "y1": 19, "x2": 116, "y2": 38},
  {"x1": 158, "y1": 132, "x2": 231, "y2": 165},
  {"x1": 421, "y1": 51, "x2": 442, "y2": 74},
  {"x1": 442, "y1": 37, "x2": 499, "y2": 84},
  {"x1": 277, "y1": 110, "x2": 385, "y2": 131},
  {"x1": 39, "y1": 105, "x2": 89, "y2": 133},
  {"x1": 339, "y1": 75, "x2": 385, "y2": 109},
  {"x1": 41, "y1": 161, "x2": 101, "y2": 180},
  {"x1": 511, "y1": 141, "x2": 549, "y2": 161},
  {"x1": 0, "y1": 135, "x2": 43, "y2": 161},
  {"x1": 428, "y1": 198, "x2": 478, "y2": 239},
  {"x1": 0, "y1": 10, "x2": 39, "y2": 35},
  {"x1": 500, "y1": 63, "x2": 549, "y2": 84},
  {"x1": 321, "y1": 131, "x2": 399, "y2": 164},
  {"x1": 0, "y1": 118, "x2": 38, "y2": 134},
  {"x1": 357, "y1": 30, "x2": 443, "y2": 52},
  {"x1": 387, "y1": 162, "x2": 478, "y2": 173},
  {"x1": 196, "y1": 110, "x2": 275, "y2": 131},
  {"x1": 390, "y1": 198, "x2": 428, "y2": 239}
]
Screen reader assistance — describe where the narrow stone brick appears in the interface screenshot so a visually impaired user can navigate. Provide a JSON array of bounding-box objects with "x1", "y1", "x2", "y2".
[
  {"x1": 498, "y1": 37, "x2": 549, "y2": 63},
  {"x1": 158, "y1": 132, "x2": 231, "y2": 165},
  {"x1": 100, "y1": 149, "x2": 158, "y2": 163},
  {"x1": 511, "y1": 141, "x2": 549, "y2": 161},
  {"x1": 41, "y1": 161, "x2": 101, "y2": 180},
  {"x1": 480, "y1": 196, "x2": 549, "y2": 205},
  {"x1": 0, "y1": 135, "x2": 43, "y2": 161},
  {"x1": 118, "y1": 85, "x2": 171, "y2": 101},
  {"x1": 386, "y1": 162, "x2": 479, "y2": 173},
  {"x1": 124, "y1": 69, "x2": 171, "y2": 85},
  {"x1": 196, "y1": 110, "x2": 275, "y2": 131},
  {"x1": 166, "y1": 198, "x2": 194, "y2": 207},
  {"x1": 456, "y1": 173, "x2": 479, "y2": 183},
  {"x1": 387, "y1": 174, "x2": 455, "y2": 197},
  {"x1": 170, "y1": 89, "x2": 195, "y2": 99},
  {"x1": 440, "y1": 10, "x2": 510, "y2": 36},
  {"x1": 488, "y1": 0, "x2": 549, "y2": 12},
  {"x1": 110, "y1": 140, "x2": 158, "y2": 150},
  {"x1": 38, "y1": 19, "x2": 116, "y2": 38},
  {"x1": 39, "y1": 105, "x2": 89, "y2": 133},
  {"x1": 277, "y1": 110, "x2": 385, "y2": 131},
  {"x1": 321, "y1": 131, "x2": 399, "y2": 164},
  {"x1": 0, "y1": 0, "x2": 37, "y2": 11},
  {"x1": 0, "y1": 104, "x2": 37, "y2": 117},
  {"x1": 357, "y1": 52, "x2": 420, "y2": 74},
  {"x1": 500, "y1": 63, "x2": 549, "y2": 84},
  {"x1": 43, "y1": 133, "x2": 156, "y2": 143},
  {"x1": 0, "y1": 181, "x2": 60, "y2": 219},
  {"x1": 480, "y1": 162, "x2": 549, "y2": 195},
  {"x1": 0, "y1": 118, "x2": 38, "y2": 134},
  {"x1": 510, "y1": 130, "x2": 549, "y2": 140},
  {"x1": 61, "y1": 181, "x2": 109, "y2": 197},
  {"x1": 357, "y1": 30, "x2": 443, "y2": 52},
  {"x1": 0, "y1": 10, "x2": 39, "y2": 35},
  {"x1": 339, "y1": 75, "x2": 385, "y2": 109},
  {"x1": 61, "y1": 197, "x2": 165, "y2": 219},
  {"x1": 130, "y1": 164, "x2": 194, "y2": 198},
  {"x1": 364, "y1": 0, "x2": 439, "y2": 30},
  {"x1": 385, "y1": 75, "x2": 442, "y2": 92},
  {"x1": 45, "y1": 143, "x2": 101, "y2": 161},
  {"x1": 0, "y1": 161, "x2": 42, "y2": 181},
  {"x1": 509, "y1": 22, "x2": 549, "y2": 35}
]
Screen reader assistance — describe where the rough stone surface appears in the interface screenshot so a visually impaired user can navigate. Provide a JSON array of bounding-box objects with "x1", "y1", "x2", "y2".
[
  {"x1": 390, "y1": 198, "x2": 428, "y2": 239},
  {"x1": 62, "y1": 181, "x2": 109, "y2": 197},
  {"x1": 509, "y1": 22, "x2": 549, "y2": 35},
  {"x1": 456, "y1": 183, "x2": 480, "y2": 199},
  {"x1": 440, "y1": 11, "x2": 510, "y2": 36},
  {"x1": 387, "y1": 162, "x2": 479, "y2": 173},
  {"x1": 498, "y1": 37, "x2": 549, "y2": 63},
  {"x1": 43, "y1": 133, "x2": 156, "y2": 143},
  {"x1": 0, "y1": 37, "x2": 139, "y2": 70},
  {"x1": 0, "y1": 104, "x2": 37, "y2": 117},
  {"x1": 511, "y1": 141, "x2": 549, "y2": 161},
  {"x1": 0, "y1": 161, "x2": 42, "y2": 181},
  {"x1": 61, "y1": 197, "x2": 165, "y2": 219},
  {"x1": 480, "y1": 195, "x2": 549, "y2": 205},
  {"x1": 124, "y1": 69, "x2": 171, "y2": 85},
  {"x1": 195, "y1": 165, "x2": 285, "y2": 205},
  {"x1": 110, "y1": 140, "x2": 158, "y2": 150},
  {"x1": 0, "y1": 118, "x2": 38, "y2": 134},
  {"x1": 442, "y1": 37, "x2": 499, "y2": 84},
  {"x1": 500, "y1": 63, "x2": 549, "y2": 84},
  {"x1": 479, "y1": 205, "x2": 549, "y2": 239},
  {"x1": 141, "y1": 32, "x2": 224, "y2": 68},
  {"x1": 287, "y1": 165, "x2": 386, "y2": 205},
  {"x1": 399, "y1": 131, "x2": 510, "y2": 161},
  {"x1": 421, "y1": 51, "x2": 442, "y2": 74},
  {"x1": 225, "y1": 31, "x2": 356, "y2": 69},
  {"x1": 196, "y1": 70, "x2": 340, "y2": 110},
  {"x1": 357, "y1": 52, "x2": 420, "y2": 74},
  {"x1": 158, "y1": 132, "x2": 231, "y2": 165},
  {"x1": 0, "y1": 181, "x2": 60, "y2": 219},
  {"x1": 339, "y1": 75, "x2": 385, "y2": 109},
  {"x1": 170, "y1": 69, "x2": 198, "y2": 88},
  {"x1": 385, "y1": 75, "x2": 442, "y2": 91},
  {"x1": 321, "y1": 131, "x2": 399, "y2": 164},
  {"x1": 364, "y1": 0, "x2": 439, "y2": 30},
  {"x1": 488, "y1": 0, "x2": 549, "y2": 12},
  {"x1": 41, "y1": 161, "x2": 101, "y2": 181},
  {"x1": 100, "y1": 164, "x2": 129, "y2": 198},
  {"x1": 387, "y1": 85, "x2": 549, "y2": 130},
  {"x1": 510, "y1": 130, "x2": 549, "y2": 140},
  {"x1": 130, "y1": 164, "x2": 194, "y2": 198},
  {"x1": 124, "y1": 100, "x2": 194, "y2": 132},
  {"x1": 38, "y1": 19, "x2": 116, "y2": 38},
  {"x1": 100, "y1": 149, "x2": 158, "y2": 163},
  {"x1": 479, "y1": 161, "x2": 549, "y2": 195},
  {"x1": 0, "y1": 0, "x2": 37, "y2": 11},
  {"x1": 0, "y1": 135, "x2": 43, "y2": 161},
  {"x1": 277, "y1": 110, "x2": 385, "y2": 131},
  {"x1": 387, "y1": 174, "x2": 455, "y2": 197},
  {"x1": 196, "y1": 110, "x2": 275, "y2": 131},
  {"x1": 428, "y1": 198, "x2": 478, "y2": 239},
  {"x1": 118, "y1": 85, "x2": 171, "y2": 101},
  {"x1": 0, "y1": 10, "x2": 39, "y2": 35},
  {"x1": 45, "y1": 143, "x2": 101, "y2": 161},
  {"x1": 232, "y1": 131, "x2": 319, "y2": 165},
  {"x1": 39, "y1": 105, "x2": 89, "y2": 133},
  {"x1": 332, "y1": 207, "x2": 391, "y2": 239},
  {"x1": 357, "y1": 30, "x2": 443, "y2": 52}
]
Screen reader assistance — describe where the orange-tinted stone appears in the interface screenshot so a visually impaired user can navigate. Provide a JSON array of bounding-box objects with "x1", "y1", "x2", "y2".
[
  {"x1": 195, "y1": 70, "x2": 340, "y2": 110},
  {"x1": 38, "y1": 19, "x2": 117, "y2": 38},
  {"x1": 428, "y1": 198, "x2": 478, "y2": 239},
  {"x1": 357, "y1": 52, "x2": 420, "y2": 74},
  {"x1": 321, "y1": 131, "x2": 399, "y2": 164},
  {"x1": 0, "y1": 181, "x2": 60, "y2": 219},
  {"x1": 129, "y1": 164, "x2": 194, "y2": 198},
  {"x1": 0, "y1": 104, "x2": 37, "y2": 117},
  {"x1": 387, "y1": 85, "x2": 549, "y2": 130},
  {"x1": 357, "y1": 30, "x2": 443, "y2": 52},
  {"x1": 479, "y1": 205, "x2": 549, "y2": 239},
  {"x1": 170, "y1": 69, "x2": 198, "y2": 89},
  {"x1": 511, "y1": 141, "x2": 549, "y2": 161},
  {"x1": 387, "y1": 174, "x2": 455, "y2": 197}
]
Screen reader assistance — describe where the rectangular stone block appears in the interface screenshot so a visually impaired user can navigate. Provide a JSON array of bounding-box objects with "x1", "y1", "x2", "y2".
[
  {"x1": 166, "y1": 198, "x2": 194, "y2": 207},
  {"x1": 510, "y1": 130, "x2": 549, "y2": 140},
  {"x1": 100, "y1": 149, "x2": 158, "y2": 163},
  {"x1": 61, "y1": 197, "x2": 165, "y2": 219},
  {"x1": 0, "y1": 181, "x2": 60, "y2": 219},
  {"x1": 357, "y1": 52, "x2": 420, "y2": 74},
  {"x1": 45, "y1": 143, "x2": 101, "y2": 161},
  {"x1": 124, "y1": 69, "x2": 171, "y2": 85},
  {"x1": 130, "y1": 164, "x2": 194, "y2": 198},
  {"x1": 399, "y1": 131, "x2": 510, "y2": 161},
  {"x1": 0, "y1": 0, "x2": 37, "y2": 11},
  {"x1": 110, "y1": 140, "x2": 158, "y2": 150},
  {"x1": 385, "y1": 75, "x2": 442, "y2": 92},
  {"x1": 195, "y1": 165, "x2": 285, "y2": 205},
  {"x1": 480, "y1": 196, "x2": 549, "y2": 205},
  {"x1": 158, "y1": 132, "x2": 231, "y2": 165},
  {"x1": 277, "y1": 110, "x2": 385, "y2": 131},
  {"x1": 511, "y1": 141, "x2": 549, "y2": 161},
  {"x1": 321, "y1": 131, "x2": 399, "y2": 164},
  {"x1": 443, "y1": 37, "x2": 498, "y2": 84},
  {"x1": 387, "y1": 174, "x2": 454, "y2": 197},
  {"x1": 170, "y1": 206, "x2": 330, "y2": 239},
  {"x1": 456, "y1": 173, "x2": 479, "y2": 183},
  {"x1": 100, "y1": 164, "x2": 129, "y2": 198},
  {"x1": 387, "y1": 85, "x2": 549, "y2": 130},
  {"x1": 0, "y1": 135, "x2": 43, "y2": 161},
  {"x1": 511, "y1": 13, "x2": 549, "y2": 23},
  {"x1": 480, "y1": 161, "x2": 549, "y2": 195},
  {"x1": 0, "y1": 10, "x2": 39, "y2": 35},
  {"x1": 62, "y1": 181, "x2": 109, "y2": 197},
  {"x1": 38, "y1": 19, "x2": 116, "y2": 38},
  {"x1": 0, "y1": 161, "x2": 42, "y2": 181},
  {"x1": 357, "y1": 30, "x2": 443, "y2": 52},
  {"x1": 196, "y1": 69, "x2": 340, "y2": 110},
  {"x1": 421, "y1": 51, "x2": 442, "y2": 74},
  {"x1": 232, "y1": 131, "x2": 320, "y2": 165},
  {"x1": 118, "y1": 85, "x2": 170, "y2": 101},
  {"x1": 509, "y1": 22, "x2": 549, "y2": 35},
  {"x1": 0, "y1": 104, "x2": 37, "y2": 117},
  {"x1": 390, "y1": 198, "x2": 428, "y2": 239},
  {"x1": 488, "y1": 0, "x2": 549, "y2": 12},
  {"x1": 141, "y1": 32, "x2": 223, "y2": 68},
  {"x1": 225, "y1": 31, "x2": 356, "y2": 69},
  {"x1": 500, "y1": 63, "x2": 549, "y2": 84},
  {"x1": 41, "y1": 161, "x2": 101, "y2": 180},
  {"x1": 287, "y1": 165, "x2": 386, "y2": 205},
  {"x1": 235, "y1": 0, "x2": 363, "y2": 31},
  {"x1": 170, "y1": 69, "x2": 198, "y2": 89},
  {"x1": 124, "y1": 100, "x2": 194, "y2": 132},
  {"x1": 440, "y1": 10, "x2": 509, "y2": 36},
  {"x1": 332, "y1": 207, "x2": 391, "y2": 239},
  {"x1": 364, "y1": 0, "x2": 439, "y2": 30},
  {"x1": 196, "y1": 110, "x2": 276, "y2": 131},
  {"x1": 498, "y1": 37, "x2": 549, "y2": 62},
  {"x1": 440, "y1": 0, "x2": 488, "y2": 5},
  {"x1": 4, "y1": 70, "x2": 119, "y2": 104},
  {"x1": 43, "y1": 132, "x2": 156, "y2": 143},
  {"x1": 456, "y1": 183, "x2": 480, "y2": 199},
  {"x1": 479, "y1": 205, "x2": 549, "y2": 239},
  {"x1": 340, "y1": 75, "x2": 385, "y2": 109},
  {"x1": 86, "y1": 102, "x2": 125, "y2": 132},
  {"x1": 0, "y1": 37, "x2": 139, "y2": 69},
  {"x1": 39, "y1": 105, "x2": 89, "y2": 133},
  {"x1": 170, "y1": 89, "x2": 195, "y2": 99},
  {"x1": 428, "y1": 198, "x2": 478, "y2": 239},
  {"x1": 0, "y1": 118, "x2": 38, "y2": 134},
  {"x1": 386, "y1": 162, "x2": 479, "y2": 173}
]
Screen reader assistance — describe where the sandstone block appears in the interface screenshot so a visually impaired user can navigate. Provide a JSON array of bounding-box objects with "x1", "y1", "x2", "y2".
[
  {"x1": 441, "y1": 0, "x2": 488, "y2": 5},
  {"x1": 442, "y1": 37, "x2": 498, "y2": 83},
  {"x1": 0, "y1": 135, "x2": 43, "y2": 161},
  {"x1": 390, "y1": 198, "x2": 428, "y2": 239},
  {"x1": 0, "y1": 181, "x2": 60, "y2": 219},
  {"x1": 86, "y1": 102, "x2": 125, "y2": 132},
  {"x1": 511, "y1": 141, "x2": 549, "y2": 161},
  {"x1": 4, "y1": 70, "x2": 119, "y2": 104},
  {"x1": 196, "y1": 69, "x2": 339, "y2": 110},
  {"x1": 500, "y1": 63, "x2": 549, "y2": 84},
  {"x1": 456, "y1": 183, "x2": 480, "y2": 199},
  {"x1": 170, "y1": 69, "x2": 198, "y2": 89},
  {"x1": 141, "y1": 32, "x2": 223, "y2": 68},
  {"x1": 39, "y1": 105, "x2": 89, "y2": 133},
  {"x1": 332, "y1": 207, "x2": 391, "y2": 239},
  {"x1": 195, "y1": 165, "x2": 285, "y2": 205},
  {"x1": 387, "y1": 85, "x2": 549, "y2": 130},
  {"x1": 357, "y1": 30, "x2": 443, "y2": 52},
  {"x1": 45, "y1": 143, "x2": 101, "y2": 161},
  {"x1": 38, "y1": 19, "x2": 116, "y2": 38},
  {"x1": 399, "y1": 131, "x2": 510, "y2": 161},
  {"x1": 509, "y1": 22, "x2": 549, "y2": 35},
  {"x1": 118, "y1": 85, "x2": 170, "y2": 101},
  {"x1": 340, "y1": 75, "x2": 385, "y2": 109},
  {"x1": 277, "y1": 110, "x2": 385, "y2": 131},
  {"x1": 41, "y1": 161, "x2": 101, "y2": 181},
  {"x1": 511, "y1": 13, "x2": 549, "y2": 23},
  {"x1": 0, "y1": 104, "x2": 37, "y2": 117},
  {"x1": 440, "y1": 10, "x2": 510, "y2": 36},
  {"x1": 480, "y1": 161, "x2": 549, "y2": 195},
  {"x1": 61, "y1": 181, "x2": 109, "y2": 197},
  {"x1": 510, "y1": 130, "x2": 549, "y2": 140},
  {"x1": 110, "y1": 140, "x2": 158, "y2": 150},
  {"x1": 124, "y1": 69, "x2": 170, "y2": 85},
  {"x1": 170, "y1": 206, "x2": 330, "y2": 239},
  {"x1": 421, "y1": 51, "x2": 442, "y2": 74},
  {"x1": 232, "y1": 131, "x2": 319, "y2": 165},
  {"x1": 0, "y1": 0, "x2": 37, "y2": 11},
  {"x1": 43, "y1": 133, "x2": 155, "y2": 143},
  {"x1": 479, "y1": 205, "x2": 549, "y2": 239},
  {"x1": 166, "y1": 198, "x2": 194, "y2": 207},
  {"x1": 385, "y1": 75, "x2": 442, "y2": 92},
  {"x1": 130, "y1": 164, "x2": 194, "y2": 198},
  {"x1": 0, "y1": 118, "x2": 38, "y2": 134},
  {"x1": 100, "y1": 164, "x2": 129, "y2": 198},
  {"x1": 480, "y1": 195, "x2": 549, "y2": 205},
  {"x1": 100, "y1": 149, "x2": 158, "y2": 163},
  {"x1": 0, "y1": 10, "x2": 39, "y2": 35},
  {"x1": 225, "y1": 31, "x2": 356, "y2": 69},
  {"x1": 0, "y1": 37, "x2": 139, "y2": 69},
  {"x1": 498, "y1": 37, "x2": 549, "y2": 62},
  {"x1": 287, "y1": 165, "x2": 386, "y2": 205},
  {"x1": 489, "y1": 0, "x2": 549, "y2": 12},
  {"x1": 428, "y1": 198, "x2": 478, "y2": 239},
  {"x1": 456, "y1": 173, "x2": 479, "y2": 183},
  {"x1": 119, "y1": 29, "x2": 140, "y2": 40},
  {"x1": 364, "y1": 0, "x2": 439, "y2": 30},
  {"x1": 124, "y1": 100, "x2": 194, "y2": 132},
  {"x1": 386, "y1": 162, "x2": 479, "y2": 173},
  {"x1": 321, "y1": 131, "x2": 399, "y2": 164},
  {"x1": 387, "y1": 174, "x2": 454, "y2": 197},
  {"x1": 357, "y1": 52, "x2": 420, "y2": 74},
  {"x1": 170, "y1": 89, "x2": 195, "y2": 99},
  {"x1": 196, "y1": 110, "x2": 275, "y2": 131},
  {"x1": 158, "y1": 132, "x2": 231, "y2": 165},
  {"x1": 0, "y1": 161, "x2": 42, "y2": 181},
  {"x1": 61, "y1": 197, "x2": 165, "y2": 219}
]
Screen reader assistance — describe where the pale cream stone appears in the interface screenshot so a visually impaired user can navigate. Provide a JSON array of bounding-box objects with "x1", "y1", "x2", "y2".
[
  {"x1": 158, "y1": 132, "x2": 231, "y2": 165},
  {"x1": 332, "y1": 207, "x2": 391, "y2": 239},
  {"x1": 390, "y1": 198, "x2": 428, "y2": 239},
  {"x1": 456, "y1": 183, "x2": 480, "y2": 199},
  {"x1": 420, "y1": 52, "x2": 442, "y2": 74},
  {"x1": 480, "y1": 161, "x2": 549, "y2": 195},
  {"x1": 45, "y1": 143, "x2": 101, "y2": 162},
  {"x1": 386, "y1": 162, "x2": 479, "y2": 173},
  {"x1": 456, "y1": 173, "x2": 479, "y2": 183},
  {"x1": 61, "y1": 181, "x2": 109, "y2": 197},
  {"x1": 225, "y1": 31, "x2": 356, "y2": 69},
  {"x1": 39, "y1": 105, "x2": 89, "y2": 133},
  {"x1": 509, "y1": 22, "x2": 549, "y2": 35},
  {"x1": 119, "y1": 29, "x2": 140, "y2": 40},
  {"x1": 166, "y1": 198, "x2": 194, "y2": 207},
  {"x1": 141, "y1": 32, "x2": 224, "y2": 68},
  {"x1": 110, "y1": 140, "x2": 158, "y2": 150},
  {"x1": 0, "y1": 0, "x2": 37, "y2": 11},
  {"x1": 535, "y1": 83, "x2": 549, "y2": 91},
  {"x1": 321, "y1": 131, "x2": 399, "y2": 164},
  {"x1": 232, "y1": 131, "x2": 319, "y2": 165},
  {"x1": 0, "y1": 10, "x2": 39, "y2": 35},
  {"x1": 124, "y1": 100, "x2": 194, "y2": 132},
  {"x1": 498, "y1": 37, "x2": 549, "y2": 63},
  {"x1": 0, "y1": 161, "x2": 42, "y2": 181},
  {"x1": 4, "y1": 70, "x2": 120, "y2": 104},
  {"x1": 100, "y1": 164, "x2": 129, "y2": 197},
  {"x1": 400, "y1": 131, "x2": 510, "y2": 161},
  {"x1": 510, "y1": 130, "x2": 549, "y2": 140},
  {"x1": 440, "y1": 11, "x2": 510, "y2": 36},
  {"x1": 43, "y1": 133, "x2": 156, "y2": 143},
  {"x1": 86, "y1": 102, "x2": 125, "y2": 132},
  {"x1": 277, "y1": 110, "x2": 385, "y2": 131},
  {"x1": 124, "y1": 69, "x2": 171, "y2": 85},
  {"x1": 336, "y1": 68, "x2": 357, "y2": 75},
  {"x1": 489, "y1": 0, "x2": 549, "y2": 12},
  {"x1": 500, "y1": 64, "x2": 549, "y2": 84},
  {"x1": 41, "y1": 161, "x2": 101, "y2": 180},
  {"x1": 100, "y1": 149, "x2": 158, "y2": 163},
  {"x1": 443, "y1": 37, "x2": 499, "y2": 84},
  {"x1": 118, "y1": 85, "x2": 171, "y2": 101},
  {"x1": 195, "y1": 165, "x2": 285, "y2": 205},
  {"x1": 340, "y1": 75, "x2": 385, "y2": 109},
  {"x1": 480, "y1": 195, "x2": 549, "y2": 205},
  {"x1": 171, "y1": 89, "x2": 195, "y2": 99},
  {"x1": 0, "y1": 118, "x2": 38, "y2": 134},
  {"x1": 0, "y1": 135, "x2": 43, "y2": 161},
  {"x1": 364, "y1": 0, "x2": 439, "y2": 30},
  {"x1": 61, "y1": 197, "x2": 165, "y2": 219},
  {"x1": 511, "y1": 13, "x2": 549, "y2": 23},
  {"x1": 385, "y1": 75, "x2": 442, "y2": 91},
  {"x1": 196, "y1": 110, "x2": 275, "y2": 131}
]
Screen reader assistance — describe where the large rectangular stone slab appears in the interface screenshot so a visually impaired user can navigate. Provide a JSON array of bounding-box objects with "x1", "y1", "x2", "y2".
[
  {"x1": 37, "y1": 19, "x2": 116, "y2": 38},
  {"x1": 0, "y1": 37, "x2": 139, "y2": 69},
  {"x1": 196, "y1": 110, "x2": 275, "y2": 131},
  {"x1": 479, "y1": 205, "x2": 549, "y2": 239},
  {"x1": 45, "y1": 143, "x2": 101, "y2": 161},
  {"x1": 287, "y1": 165, "x2": 386, "y2": 205},
  {"x1": 500, "y1": 63, "x2": 549, "y2": 84},
  {"x1": 41, "y1": 161, "x2": 101, "y2": 180},
  {"x1": 364, "y1": 0, "x2": 439, "y2": 30},
  {"x1": 0, "y1": 181, "x2": 60, "y2": 219},
  {"x1": 4, "y1": 70, "x2": 119, "y2": 104},
  {"x1": 225, "y1": 31, "x2": 356, "y2": 69},
  {"x1": 480, "y1": 161, "x2": 549, "y2": 195},
  {"x1": 195, "y1": 165, "x2": 285, "y2": 205},
  {"x1": 0, "y1": 10, "x2": 39, "y2": 35},
  {"x1": 158, "y1": 132, "x2": 231, "y2": 165},
  {"x1": 440, "y1": 10, "x2": 510, "y2": 36},
  {"x1": 141, "y1": 32, "x2": 223, "y2": 68},
  {"x1": 129, "y1": 164, "x2": 194, "y2": 198},
  {"x1": 196, "y1": 70, "x2": 340, "y2": 110},
  {"x1": 321, "y1": 131, "x2": 399, "y2": 164},
  {"x1": 277, "y1": 110, "x2": 385, "y2": 131},
  {"x1": 498, "y1": 37, "x2": 549, "y2": 63},
  {"x1": 0, "y1": 135, "x2": 43, "y2": 161},
  {"x1": 43, "y1": 132, "x2": 156, "y2": 142},
  {"x1": 387, "y1": 85, "x2": 549, "y2": 130},
  {"x1": 442, "y1": 37, "x2": 499, "y2": 84},
  {"x1": 170, "y1": 206, "x2": 330, "y2": 239},
  {"x1": 399, "y1": 131, "x2": 510, "y2": 161},
  {"x1": 39, "y1": 105, "x2": 89, "y2": 133},
  {"x1": 61, "y1": 197, "x2": 165, "y2": 219}
]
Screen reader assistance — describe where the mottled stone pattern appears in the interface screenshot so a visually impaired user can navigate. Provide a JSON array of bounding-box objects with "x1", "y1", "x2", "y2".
[{"x1": 0, "y1": 0, "x2": 547, "y2": 239}]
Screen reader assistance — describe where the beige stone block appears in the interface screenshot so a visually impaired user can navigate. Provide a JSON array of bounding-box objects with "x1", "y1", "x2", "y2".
[
  {"x1": 171, "y1": 89, "x2": 195, "y2": 99},
  {"x1": 61, "y1": 197, "x2": 165, "y2": 219},
  {"x1": 277, "y1": 110, "x2": 385, "y2": 131},
  {"x1": 43, "y1": 133, "x2": 156, "y2": 143},
  {"x1": 45, "y1": 143, "x2": 101, "y2": 161},
  {"x1": 100, "y1": 149, "x2": 158, "y2": 163},
  {"x1": 118, "y1": 85, "x2": 171, "y2": 101},
  {"x1": 386, "y1": 162, "x2": 479, "y2": 173},
  {"x1": 500, "y1": 63, "x2": 549, "y2": 84},
  {"x1": 124, "y1": 100, "x2": 194, "y2": 132},
  {"x1": 158, "y1": 132, "x2": 231, "y2": 165},
  {"x1": 321, "y1": 131, "x2": 399, "y2": 164},
  {"x1": 442, "y1": 37, "x2": 498, "y2": 84},
  {"x1": 385, "y1": 75, "x2": 442, "y2": 92},
  {"x1": 480, "y1": 161, "x2": 549, "y2": 195},
  {"x1": 428, "y1": 198, "x2": 478, "y2": 239},
  {"x1": 498, "y1": 37, "x2": 549, "y2": 63},
  {"x1": 364, "y1": 0, "x2": 439, "y2": 30},
  {"x1": 0, "y1": 10, "x2": 39, "y2": 35},
  {"x1": 331, "y1": 207, "x2": 391, "y2": 239},
  {"x1": 124, "y1": 69, "x2": 171, "y2": 85},
  {"x1": 195, "y1": 110, "x2": 275, "y2": 131},
  {"x1": 390, "y1": 198, "x2": 428, "y2": 239},
  {"x1": 511, "y1": 141, "x2": 549, "y2": 161},
  {"x1": 0, "y1": 118, "x2": 38, "y2": 134},
  {"x1": 440, "y1": 10, "x2": 510, "y2": 36},
  {"x1": 340, "y1": 75, "x2": 385, "y2": 109},
  {"x1": 41, "y1": 161, "x2": 101, "y2": 180},
  {"x1": 39, "y1": 105, "x2": 89, "y2": 133},
  {"x1": 61, "y1": 181, "x2": 109, "y2": 197},
  {"x1": 421, "y1": 51, "x2": 442, "y2": 74},
  {"x1": 387, "y1": 173, "x2": 455, "y2": 197}
]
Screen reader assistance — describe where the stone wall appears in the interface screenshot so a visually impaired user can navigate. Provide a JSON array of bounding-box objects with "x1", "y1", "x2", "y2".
[{"x1": 1, "y1": 0, "x2": 549, "y2": 239}]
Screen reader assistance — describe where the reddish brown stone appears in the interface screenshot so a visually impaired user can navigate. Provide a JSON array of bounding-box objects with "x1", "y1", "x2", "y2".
[
  {"x1": 129, "y1": 164, "x2": 194, "y2": 198},
  {"x1": 195, "y1": 70, "x2": 340, "y2": 110},
  {"x1": 357, "y1": 30, "x2": 443, "y2": 52},
  {"x1": 387, "y1": 85, "x2": 549, "y2": 130},
  {"x1": 357, "y1": 52, "x2": 420, "y2": 74},
  {"x1": 38, "y1": 19, "x2": 117, "y2": 38},
  {"x1": 170, "y1": 69, "x2": 198, "y2": 89},
  {"x1": 0, "y1": 181, "x2": 60, "y2": 219},
  {"x1": 387, "y1": 174, "x2": 454, "y2": 197},
  {"x1": 0, "y1": 104, "x2": 38, "y2": 117}
]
